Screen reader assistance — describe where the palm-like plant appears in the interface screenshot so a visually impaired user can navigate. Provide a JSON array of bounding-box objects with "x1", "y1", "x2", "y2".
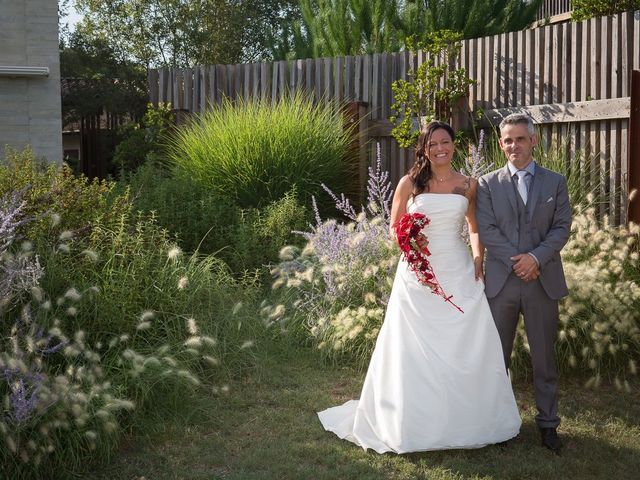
[{"x1": 271, "y1": 0, "x2": 542, "y2": 60}]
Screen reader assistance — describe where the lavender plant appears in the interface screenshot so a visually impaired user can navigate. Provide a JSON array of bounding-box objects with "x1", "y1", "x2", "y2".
[
  {"x1": 0, "y1": 190, "x2": 43, "y2": 311},
  {"x1": 265, "y1": 148, "x2": 398, "y2": 368}
]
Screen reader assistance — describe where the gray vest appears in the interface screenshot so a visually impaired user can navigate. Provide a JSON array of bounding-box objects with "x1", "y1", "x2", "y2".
[{"x1": 513, "y1": 176, "x2": 534, "y2": 253}]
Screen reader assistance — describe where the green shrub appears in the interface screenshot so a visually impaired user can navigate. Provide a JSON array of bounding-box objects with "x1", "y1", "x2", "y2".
[
  {"x1": 112, "y1": 103, "x2": 174, "y2": 174},
  {"x1": 168, "y1": 93, "x2": 355, "y2": 209},
  {"x1": 0, "y1": 146, "x2": 129, "y2": 243},
  {"x1": 123, "y1": 162, "x2": 309, "y2": 271},
  {"x1": 572, "y1": 0, "x2": 640, "y2": 21}
]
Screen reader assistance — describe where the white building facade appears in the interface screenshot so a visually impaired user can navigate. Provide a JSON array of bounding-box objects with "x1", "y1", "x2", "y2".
[{"x1": 0, "y1": 0, "x2": 62, "y2": 163}]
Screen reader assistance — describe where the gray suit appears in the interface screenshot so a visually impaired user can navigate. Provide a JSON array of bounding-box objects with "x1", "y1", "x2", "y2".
[{"x1": 476, "y1": 163, "x2": 571, "y2": 428}]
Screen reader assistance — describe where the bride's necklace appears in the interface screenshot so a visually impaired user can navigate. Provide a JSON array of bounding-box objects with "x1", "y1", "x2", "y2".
[{"x1": 435, "y1": 170, "x2": 454, "y2": 183}]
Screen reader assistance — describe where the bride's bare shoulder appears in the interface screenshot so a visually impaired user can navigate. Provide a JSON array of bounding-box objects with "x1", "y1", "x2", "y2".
[{"x1": 396, "y1": 175, "x2": 414, "y2": 194}]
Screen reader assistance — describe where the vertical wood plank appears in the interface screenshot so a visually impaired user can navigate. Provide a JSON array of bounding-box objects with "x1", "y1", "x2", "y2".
[
  {"x1": 601, "y1": 16, "x2": 611, "y2": 101},
  {"x1": 551, "y1": 23, "x2": 562, "y2": 102},
  {"x1": 592, "y1": 17, "x2": 601, "y2": 100},
  {"x1": 250, "y1": 63, "x2": 258, "y2": 100},
  {"x1": 484, "y1": 35, "x2": 493, "y2": 108},
  {"x1": 314, "y1": 58, "x2": 323, "y2": 101},
  {"x1": 516, "y1": 30, "x2": 525, "y2": 105},
  {"x1": 334, "y1": 56, "x2": 343, "y2": 104},
  {"x1": 570, "y1": 21, "x2": 580, "y2": 102},
  {"x1": 508, "y1": 31, "x2": 518, "y2": 107},
  {"x1": 611, "y1": 15, "x2": 621, "y2": 98},
  {"x1": 345, "y1": 56, "x2": 354, "y2": 101},
  {"x1": 199, "y1": 66, "x2": 207, "y2": 112},
  {"x1": 477, "y1": 35, "x2": 485, "y2": 108},
  {"x1": 192, "y1": 67, "x2": 200, "y2": 113},
  {"x1": 620, "y1": 121, "x2": 629, "y2": 220},
  {"x1": 289, "y1": 59, "x2": 297, "y2": 93},
  {"x1": 372, "y1": 54, "x2": 380, "y2": 120},
  {"x1": 271, "y1": 61, "x2": 280, "y2": 103},
  {"x1": 496, "y1": 34, "x2": 509, "y2": 108},
  {"x1": 148, "y1": 69, "x2": 159, "y2": 106},
  {"x1": 525, "y1": 29, "x2": 533, "y2": 106},
  {"x1": 534, "y1": 27, "x2": 543, "y2": 105},
  {"x1": 243, "y1": 63, "x2": 252, "y2": 101},
  {"x1": 260, "y1": 62, "x2": 270, "y2": 100},
  {"x1": 543, "y1": 25, "x2": 553, "y2": 105},
  {"x1": 158, "y1": 67, "x2": 169, "y2": 104},
  {"x1": 216, "y1": 65, "x2": 227, "y2": 103},
  {"x1": 562, "y1": 22, "x2": 570, "y2": 102},
  {"x1": 207, "y1": 66, "x2": 216, "y2": 107},
  {"x1": 621, "y1": 13, "x2": 629, "y2": 97},
  {"x1": 354, "y1": 55, "x2": 363, "y2": 101},
  {"x1": 323, "y1": 57, "x2": 333, "y2": 102},
  {"x1": 305, "y1": 58, "x2": 314, "y2": 97},
  {"x1": 224, "y1": 65, "x2": 233, "y2": 100},
  {"x1": 580, "y1": 20, "x2": 589, "y2": 102},
  {"x1": 279, "y1": 60, "x2": 288, "y2": 99},
  {"x1": 296, "y1": 59, "x2": 305, "y2": 94},
  {"x1": 469, "y1": 38, "x2": 478, "y2": 108},
  {"x1": 234, "y1": 64, "x2": 242, "y2": 100},
  {"x1": 183, "y1": 68, "x2": 193, "y2": 112},
  {"x1": 611, "y1": 120, "x2": 621, "y2": 223}
]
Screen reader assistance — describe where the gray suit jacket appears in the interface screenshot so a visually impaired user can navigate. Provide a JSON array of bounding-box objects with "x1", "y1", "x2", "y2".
[{"x1": 476, "y1": 164, "x2": 572, "y2": 300}]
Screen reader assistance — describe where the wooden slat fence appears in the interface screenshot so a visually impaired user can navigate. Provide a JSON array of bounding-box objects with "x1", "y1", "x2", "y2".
[{"x1": 149, "y1": 10, "x2": 640, "y2": 222}]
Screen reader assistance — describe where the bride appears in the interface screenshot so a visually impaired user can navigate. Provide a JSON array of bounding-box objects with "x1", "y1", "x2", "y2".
[{"x1": 317, "y1": 121, "x2": 521, "y2": 453}]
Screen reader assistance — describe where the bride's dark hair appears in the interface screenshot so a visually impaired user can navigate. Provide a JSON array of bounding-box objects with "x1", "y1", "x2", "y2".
[{"x1": 409, "y1": 121, "x2": 455, "y2": 196}]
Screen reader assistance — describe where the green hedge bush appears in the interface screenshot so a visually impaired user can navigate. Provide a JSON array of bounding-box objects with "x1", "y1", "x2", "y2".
[{"x1": 168, "y1": 93, "x2": 356, "y2": 209}]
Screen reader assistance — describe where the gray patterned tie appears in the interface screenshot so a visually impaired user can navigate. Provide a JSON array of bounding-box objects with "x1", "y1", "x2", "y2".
[{"x1": 516, "y1": 170, "x2": 529, "y2": 205}]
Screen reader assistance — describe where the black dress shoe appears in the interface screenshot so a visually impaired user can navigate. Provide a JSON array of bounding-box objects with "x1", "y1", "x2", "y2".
[{"x1": 540, "y1": 427, "x2": 562, "y2": 454}]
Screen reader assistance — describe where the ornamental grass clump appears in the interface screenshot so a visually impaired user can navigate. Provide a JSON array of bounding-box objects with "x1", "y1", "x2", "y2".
[
  {"x1": 558, "y1": 196, "x2": 640, "y2": 389},
  {"x1": 0, "y1": 190, "x2": 258, "y2": 478},
  {"x1": 168, "y1": 92, "x2": 355, "y2": 209},
  {"x1": 508, "y1": 197, "x2": 640, "y2": 388},
  {"x1": 265, "y1": 150, "x2": 398, "y2": 368}
]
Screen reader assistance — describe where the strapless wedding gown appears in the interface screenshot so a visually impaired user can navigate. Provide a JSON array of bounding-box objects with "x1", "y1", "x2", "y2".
[{"x1": 317, "y1": 193, "x2": 521, "y2": 454}]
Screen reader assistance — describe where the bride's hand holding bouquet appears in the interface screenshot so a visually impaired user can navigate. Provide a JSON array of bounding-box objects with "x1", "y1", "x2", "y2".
[{"x1": 393, "y1": 212, "x2": 463, "y2": 313}]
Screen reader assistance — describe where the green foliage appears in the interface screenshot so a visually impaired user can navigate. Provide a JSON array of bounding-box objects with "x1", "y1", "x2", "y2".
[
  {"x1": 272, "y1": 0, "x2": 541, "y2": 60},
  {"x1": 390, "y1": 30, "x2": 475, "y2": 147},
  {"x1": 113, "y1": 103, "x2": 175, "y2": 174},
  {"x1": 572, "y1": 0, "x2": 640, "y2": 21},
  {"x1": 123, "y1": 163, "x2": 309, "y2": 271},
  {"x1": 410, "y1": 0, "x2": 542, "y2": 40},
  {"x1": 60, "y1": 30, "x2": 147, "y2": 126},
  {"x1": 292, "y1": 0, "x2": 404, "y2": 58},
  {"x1": 0, "y1": 146, "x2": 130, "y2": 243},
  {"x1": 74, "y1": 0, "x2": 299, "y2": 66},
  {"x1": 0, "y1": 155, "x2": 265, "y2": 477},
  {"x1": 168, "y1": 93, "x2": 355, "y2": 210}
]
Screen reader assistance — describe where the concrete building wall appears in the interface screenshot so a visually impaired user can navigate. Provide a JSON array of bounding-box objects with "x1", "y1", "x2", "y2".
[{"x1": 0, "y1": 0, "x2": 62, "y2": 163}]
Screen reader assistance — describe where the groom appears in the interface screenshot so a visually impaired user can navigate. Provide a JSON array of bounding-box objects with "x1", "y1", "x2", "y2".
[{"x1": 476, "y1": 113, "x2": 571, "y2": 454}]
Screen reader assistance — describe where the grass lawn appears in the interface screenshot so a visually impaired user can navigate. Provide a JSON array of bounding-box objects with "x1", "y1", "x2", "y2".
[{"x1": 89, "y1": 339, "x2": 640, "y2": 480}]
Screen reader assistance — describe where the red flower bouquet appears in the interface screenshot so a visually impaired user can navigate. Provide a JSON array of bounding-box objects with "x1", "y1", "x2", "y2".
[{"x1": 393, "y1": 212, "x2": 463, "y2": 313}]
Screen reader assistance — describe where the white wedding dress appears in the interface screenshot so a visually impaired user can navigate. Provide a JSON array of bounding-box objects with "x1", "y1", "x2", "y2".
[{"x1": 317, "y1": 193, "x2": 521, "y2": 454}]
